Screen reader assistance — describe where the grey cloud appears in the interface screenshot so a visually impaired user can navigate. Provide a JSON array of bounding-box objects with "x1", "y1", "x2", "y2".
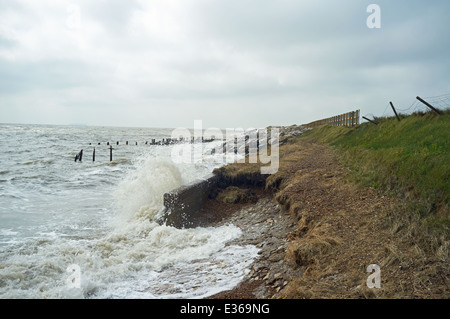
[
  {"x1": 82, "y1": 0, "x2": 143, "y2": 34},
  {"x1": 0, "y1": 59, "x2": 110, "y2": 94},
  {"x1": 1, "y1": 0, "x2": 450, "y2": 128},
  {"x1": 0, "y1": 36, "x2": 16, "y2": 49}
]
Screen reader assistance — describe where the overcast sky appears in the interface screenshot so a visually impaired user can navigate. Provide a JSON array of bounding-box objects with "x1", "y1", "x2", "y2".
[{"x1": 1, "y1": 0, "x2": 449, "y2": 129}]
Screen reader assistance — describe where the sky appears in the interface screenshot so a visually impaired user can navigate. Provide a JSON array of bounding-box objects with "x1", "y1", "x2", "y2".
[{"x1": 1, "y1": 0, "x2": 449, "y2": 129}]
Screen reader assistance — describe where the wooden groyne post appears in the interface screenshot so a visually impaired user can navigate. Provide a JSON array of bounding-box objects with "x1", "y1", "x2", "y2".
[{"x1": 74, "y1": 149, "x2": 83, "y2": 162}]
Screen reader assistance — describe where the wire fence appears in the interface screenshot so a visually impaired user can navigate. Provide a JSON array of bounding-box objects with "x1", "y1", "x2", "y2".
[
  {"x1": 363, "y1": 93, "x2": 450, "y2": 123},
  {"x1": 303, "y1": 93, "x2": 449, "y2": 129}
]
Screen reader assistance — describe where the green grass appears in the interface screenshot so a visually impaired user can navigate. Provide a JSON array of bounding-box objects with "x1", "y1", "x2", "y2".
[{"x1": 301, "y1": 109, "x2": 450, "y2": 232}]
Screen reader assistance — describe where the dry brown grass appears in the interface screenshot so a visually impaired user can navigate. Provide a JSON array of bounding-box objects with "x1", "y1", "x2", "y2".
[
  {"x1": 217, "y1": 135, "x2": 449, "y2": 298},
  {"x1": 285, "y1": 222, "x2": 342, "y2": 268},
  {"x1": 274, "y1": 139, "x2": 449, "y2": 298},
  {"x1": 215, "y1": 186, "x2": 258, "y2": 204}
]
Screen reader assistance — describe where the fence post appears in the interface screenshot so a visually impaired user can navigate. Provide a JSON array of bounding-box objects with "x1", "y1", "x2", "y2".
[
  {"x1": 363, "y1": 116, "x2": 378, "y2": 125},
  {"x1": 416, "y1": 96, "x2": 442, "y2": 115},
  {"x1": 390, "y1": 102, "x2": 401, "y2": 121}
]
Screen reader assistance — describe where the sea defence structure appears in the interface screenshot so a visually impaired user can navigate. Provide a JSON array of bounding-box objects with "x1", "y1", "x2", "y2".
[
  {"x1": 161, "y1": 124, "x2": 310, "y2": 228},
  {"x1": 162, "y1": 173, "x2": 221, "y2": 228},
  {"x1": 161, "y1": 168, "x2": 269, "y2": 228}
]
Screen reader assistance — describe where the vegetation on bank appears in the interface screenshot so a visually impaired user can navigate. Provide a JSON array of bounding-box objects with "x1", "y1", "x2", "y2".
[
  {"x1": 216, "y1": 109, "x2": 449, "y2": 298},
  {"x1": 299, "y1": 109, "x2": 450, "y2": 232},
  {"x1": 219, "y1": 109, "x2": 449, "y2": 232}
]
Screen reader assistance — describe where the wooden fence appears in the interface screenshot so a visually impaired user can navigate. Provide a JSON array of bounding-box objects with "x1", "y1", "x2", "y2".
[{"x1": 304, "y1": 109, "x2": 360, "y2": 128}]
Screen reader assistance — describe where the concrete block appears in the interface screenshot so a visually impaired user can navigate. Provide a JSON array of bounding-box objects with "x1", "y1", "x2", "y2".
[{"x1": 162, "y1": 173, "x2": 220, "y2": 228}]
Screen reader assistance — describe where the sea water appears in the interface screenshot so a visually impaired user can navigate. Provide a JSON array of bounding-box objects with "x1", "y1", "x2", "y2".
[{"x1": 0, "y1": 124, "x2": 258, "y2": 299}]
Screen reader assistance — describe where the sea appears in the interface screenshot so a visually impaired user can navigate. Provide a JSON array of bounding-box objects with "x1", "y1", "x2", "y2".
[{"x1": 0, "y1": 123, "x2": 259, "y2": 299}]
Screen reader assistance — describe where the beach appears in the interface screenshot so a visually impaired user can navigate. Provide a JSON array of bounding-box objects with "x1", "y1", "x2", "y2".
[{"x1": 197, "y1": 192, "x2": 298, "y2": 299}]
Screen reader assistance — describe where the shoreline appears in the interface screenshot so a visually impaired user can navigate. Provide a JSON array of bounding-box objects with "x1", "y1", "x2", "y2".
[
  {"x1": 162, "y1": 119, "x2": 448, "y2": 299},
  {"x1": 194, "y1": 189, "x2": 299, "y2": 299},
  {"x1": 212, "y1": 198, "x2": 297, "y2": 299}
]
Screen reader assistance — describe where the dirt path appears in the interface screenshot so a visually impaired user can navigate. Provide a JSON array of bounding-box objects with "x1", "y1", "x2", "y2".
[
  {"x1": 202, "y1": 140, "x2": 449, "y2": 299},
  {"x1": 276, "y1": 141, "x2": 448, "y2": 298}
]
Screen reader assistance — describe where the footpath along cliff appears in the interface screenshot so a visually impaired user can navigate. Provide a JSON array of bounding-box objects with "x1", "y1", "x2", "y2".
[{"x1": 201, "y1": 113, "x2": 449, "y2": 299}]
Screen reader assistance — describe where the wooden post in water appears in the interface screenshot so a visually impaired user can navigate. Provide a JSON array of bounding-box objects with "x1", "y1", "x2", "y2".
[
  {"x1": 390, "y1": 102, "x2": 401, "y2": 121},
  {"x1": 109, "y1": 145, "x2": 113, "y2": 161},
  {"x1": 74, "y1": 149, "x2": 83, "y2": 162},
  {"x1": 93, "y1": 148, "x2": 95, "y2": 162}
]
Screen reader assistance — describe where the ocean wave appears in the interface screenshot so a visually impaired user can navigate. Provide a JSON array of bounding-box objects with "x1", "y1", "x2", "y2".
[{"x1": 0, "y1": 125, "x2": 256, "y2": 299}]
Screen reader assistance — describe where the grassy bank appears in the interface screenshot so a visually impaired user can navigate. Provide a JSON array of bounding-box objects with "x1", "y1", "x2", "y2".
[
  {"x1": 218, "y1": 109, "x2": 450, "y2": 232},
  {"x1": 217, "y1": 109, "x2": 449, "y2": 298},
  {"x1": 300, "y1": 110, "x2": 450, "y2": 232}
]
